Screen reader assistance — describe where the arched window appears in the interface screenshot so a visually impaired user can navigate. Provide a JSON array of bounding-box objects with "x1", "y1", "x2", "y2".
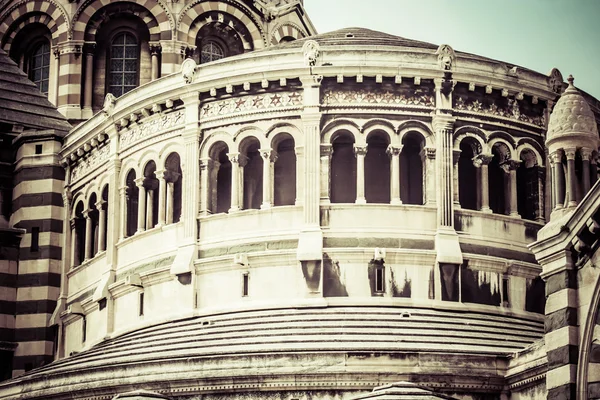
[
  {"x1": 240, "y1": 138, "x2": 263, "y2": 210},
  {"x1": 517, "y1": 149, "x2": 540, "y2": 220},
  {"x1": 200, "y1": 41, "x2": 225, "y2": 64},
  {"x1": 458, "y1": 139, "x2": 479, "y2": 210},
  {"x1": 88, "y1": 194, "x2": 99, "y2": 257},
  {"x1": 330, "y1": 132, "x2": 356, "y2": 203},
  {"x1": 29, "y1": 40, "x2": 50, "y2": 94},
  {"x1": 109, "y1": 32, "x2": 138, "y2": 97},
  {"x1": 143, "y1": 161, "x2": 159, "y2": 229},
  {"x1": 165, "y1": 153, "x2": 182, "y2": 223},
  {"x1": 400, "y1": 133, "x2": 424, "y2": 205},
  {"x1": 125, "y1": 170, "x2": 138, "y2": 237},
  {"x1": 101, "y1": 185, "x2": 109, "y2": 251},
  {"x1": 365, "y1": 132, "x2": 390, "y2": 204},
  {"x1": 74, "y1": 201, "x2": 86, "y2": 267},
  {"x1": 273, "y1": 136, "x2": 296, "y2": 206},
  {"x1": 207, "y1": 143, "x2": 231, "y2": 214},
  {"x1": 489, "y1": 143, "x2": 510, "y2": 215}
]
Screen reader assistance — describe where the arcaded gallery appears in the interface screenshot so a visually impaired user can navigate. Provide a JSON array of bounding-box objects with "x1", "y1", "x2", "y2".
[{"x1": 0, "y1": 1, "x2": 600, "y2": 400}]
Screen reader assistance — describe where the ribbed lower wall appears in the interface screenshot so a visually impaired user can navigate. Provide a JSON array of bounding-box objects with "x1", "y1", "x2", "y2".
[{"x1": 0, "y1": 304, "x2": 544, "y2": 399}]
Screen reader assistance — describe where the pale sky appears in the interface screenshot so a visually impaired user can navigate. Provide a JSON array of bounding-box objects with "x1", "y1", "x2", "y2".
[{"x1": 304, "y1": 0, "x2": 600, "y2": 100}]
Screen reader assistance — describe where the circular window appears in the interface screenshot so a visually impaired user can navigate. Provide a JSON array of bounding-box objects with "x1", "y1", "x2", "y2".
[{"x1": 200, "y1": 42, "x2": 225, "y2": 64}]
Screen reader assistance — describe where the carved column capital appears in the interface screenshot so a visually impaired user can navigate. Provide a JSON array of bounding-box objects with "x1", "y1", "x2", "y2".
[
  {"x1": 581, "y1": 147, "x2": 594, "y2": 161},
  {"x1": 550, "y1": 149, "x2": 564, "y2": 163},
  {"x1": 149, "y1": 44, "x2": 162, "y2": 56},
  {"x1": 260, "y1": 148, "x2": 278, "y2": 163},
  {"x1": 452, "y1": 149, "x2": 462, "y2": 164},
  {"x1": 500, "y1": 159, "x2": 521, "y2": 173},
  {"x1": 353, "y1": 145, "x2": 368, "y2": 157},
  {"x1": 95, "y1": 199, "x2": 107, "y2": 211},
  {"x1": 424, "y1": 147, "x2": 436, "y2": 160},
  {"x1": 82, "y1": 209, "x2": 92, "y2": 219},
  {"x1": 320, "y1": 144, "x2": 333, "y2": 157},
  {"x1": 472, "y1": 153, "x2": 493, "y2": 168},
  {"x1": 134, "y1": 177, "x2": 146, "y2": 188},
  {"x1": 386, "y1": 145, "x2": 403, "y2": 157},
  {"x1": 564, "y1": 148, "x2": 577, "y2": 160}
]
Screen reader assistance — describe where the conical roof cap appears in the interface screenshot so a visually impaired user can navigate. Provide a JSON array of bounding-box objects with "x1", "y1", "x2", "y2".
[{"x1": 547, "y1": 75, "x2": 598, "y2": 150}]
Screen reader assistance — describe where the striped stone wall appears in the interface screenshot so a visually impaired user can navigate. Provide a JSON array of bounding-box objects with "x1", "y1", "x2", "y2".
[
  {"x1": 543, "y1": 254, "x2": 578, "y2": 400},
  {"x1": 9, "y1": 132, "x2": 64, "y2": 377}
]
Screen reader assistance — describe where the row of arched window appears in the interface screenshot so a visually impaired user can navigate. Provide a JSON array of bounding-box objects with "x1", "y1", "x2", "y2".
[{"x1": 71, "y1": 153, "x2": 182, "y2": 267}]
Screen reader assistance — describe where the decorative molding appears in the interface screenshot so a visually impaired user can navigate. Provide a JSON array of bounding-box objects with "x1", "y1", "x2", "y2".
[
  {"x1": 181, "y1": 58, "x2": 197, "y2": 84},
  {"x1": 119, "y1": 110, "x2": 185, "y2": 150},
  {"x1": 71, "y1": 145, "x2": 110, "y2": 182},
  {"x1": 322, "y1": 88, "x2": 434, "y2": 108},
  {"x1": 200, "y1": 92, "x2": 303, "y2": 119},
  {"x1": 436, "y1": 44, "x2": 455, "y2": 71},
  {"x1": 455, "y1": 96, "x2": 545, "y2": 127}
]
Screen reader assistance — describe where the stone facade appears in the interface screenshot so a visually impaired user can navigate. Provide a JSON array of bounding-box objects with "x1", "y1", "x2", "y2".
[{"x1": 0, "y1": 1, "x2": 600, "y2": 400}]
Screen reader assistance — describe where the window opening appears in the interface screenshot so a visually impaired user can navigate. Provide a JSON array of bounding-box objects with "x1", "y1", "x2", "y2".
[
  {"x1": 31, "y1": 227, "x2": 39, "y2": 252},
  {"x1": 200, "y1": 41, "x2": 225, "y2": 64},
  {"x1": 139, "y1": 292, "x2": 144, "y2": 316},
  {"x1": 375, "y1": 266, "x2": 385, "y2": 293},
  {"x1": 242, "y1": 272, "x2": 249, "y2": 297},
  {"x1": 109, "y1": 33, "x2": 138, "y2": 97},
  {"x1": 29, "y1": 41, "x2": 50, "y2": 94},
  {"x1": 35, "y1": 144, "x2": 43, "y2": 154}
]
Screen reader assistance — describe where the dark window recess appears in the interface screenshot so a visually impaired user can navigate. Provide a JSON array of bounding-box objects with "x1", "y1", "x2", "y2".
[
  {"x1": 0, "y1": 350, "x2": 13, "y2": 382},
  {"x1": 375, "y1": 266, "x2": 385, "y2": 293},
  {"x1": 35, "y1": 144, "x2": 43, "y2": 154},
  {"x1": 242, "y1": 273, "x2": 249, "y2": 297},
  {"x1": 139, "y1": 292, "x2": 144, "y2": 316},
  {"x1": 24, "y1": 363, "x2": 33, "y2": 373},
  {"x1": 82, "y1": 317, "x2": 87, "y2": 343},
  {"x1": 440, "y1": 263, "x2": 460, "y2": 302},
  {"x1": 31, "y1": 227, "x2": 40, "y2": 252}
]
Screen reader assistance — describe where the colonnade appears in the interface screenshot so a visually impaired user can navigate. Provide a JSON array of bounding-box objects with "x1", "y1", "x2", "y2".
[{"x1": 550, "y1": 147, "x2": 597, "y2": 210}]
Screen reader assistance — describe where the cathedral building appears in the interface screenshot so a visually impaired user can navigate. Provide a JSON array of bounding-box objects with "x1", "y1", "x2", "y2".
[{"x1": 0, "y1": 1, "x2": 599, "y2": 399}]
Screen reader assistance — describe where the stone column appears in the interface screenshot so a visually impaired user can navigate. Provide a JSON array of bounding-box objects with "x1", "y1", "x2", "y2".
[
  {"x1": 565, "y1": 148, "x2": 577, "y2": 207},
  {"x1": 228, "y1": 153, "x2": 241, "y2": 213},
  {"x1": 591, "y1": 153, "x2": 598, "y2": 187},
  {"x1": 581, "y1": 148, "x2": 592, "y2": 195},
  {"x1": 119, "y1": 186, "x2": 128, "y2": 239},
  {"x1": 56, "y1": 42, "x2": 83, "y2": 119},
  {"x1": 70, "y1": 218, "x2": 78, "y2": 266},
  {"x1": 387, "y1": 145, "x2": 402, "y2": 205},
  {"x1": 146, "y1": 188, "x2": 154, "y2": 229},
  {"x1": 83, "y1": 209, "x2": 93, "y2": 260},
  {"x1": 96, "y1": 199, "x2": 107, "y2": 252},
  {"x1": 354, "y1": 145, "x2": 367, "y2": 204},
  {"x1": 536, "y1": 167, "x2": 546, "y2": 223},
  {"x1": 507, "y1": 160, "x2": 521, "y2": 217},
  {"x1": 166, "y1": 180, "x2": 176, "y2": 224},
  {"x1": 320, "y1": 145, "x2": 332, "y2": 204},
  {"x1": 452, "y1": 149, "x2": 461, "y2": 208},
  {"x1": 135, "y1": 178, "x2": 146, "y2": 233},
  {"x1": 473, "y1": 154, "x2": 493, "y2": 213},
  {"x1": 82, "y1": 43, "x2": 95, "y2": 115},
  {"x1": 260, "y1": 149, "x2": 276, "y2": 209},
  {"x1": 551, "y1": 150, "x2": 565, "y2": 209},
  {"x1": 156, "y1": 170, "x2": 167, "y2": 225},
  {"x1": 150, "y1": 44, "x2": 161, "y2": 81},
  {"x1": 199, "y1": 159, "x2": 213, "y2": 215},
  {"x1": 424, "y1": 147, "x2": 436, "y2": 205}
]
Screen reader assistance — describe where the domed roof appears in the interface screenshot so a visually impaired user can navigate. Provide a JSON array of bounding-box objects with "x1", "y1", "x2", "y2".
[{"x1": 547, "y1": 75, "x2": 599, "y2": 147}]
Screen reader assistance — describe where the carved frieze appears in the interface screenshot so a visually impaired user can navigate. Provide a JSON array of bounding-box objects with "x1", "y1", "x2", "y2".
[
  {"x1": 200, "y1": 92, "x2": 303, "y2": 119},
  {"x1": 71, "y1": 145, "x2": 110, "y2": 182},
  {"x1": 119, "y1": 110, "x2": 185, "y2": 150},
  {"x1": 322, "y1": 88, "x2": 434, "y2": 108},
  {"x1": 455, "y1": 96, "x2": 545, "y2": 127}
]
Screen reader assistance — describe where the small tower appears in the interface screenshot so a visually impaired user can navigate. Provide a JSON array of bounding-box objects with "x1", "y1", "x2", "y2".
[{"x1": 546, "y1": 75, "x2": 599, "y2": 220}]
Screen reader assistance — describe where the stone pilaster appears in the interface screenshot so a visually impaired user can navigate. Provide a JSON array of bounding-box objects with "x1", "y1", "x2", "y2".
[
  {"x1": 55, "y1": 41, "x2": 83, "y2": 119},
  {"x1": 297, "y1": 74, "x2": 323, "y2": 264}
]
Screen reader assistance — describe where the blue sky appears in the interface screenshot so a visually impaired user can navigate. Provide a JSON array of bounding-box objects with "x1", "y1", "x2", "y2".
[{"x1": 304, "y1": 0, "x2": 600, "y2": 99}]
